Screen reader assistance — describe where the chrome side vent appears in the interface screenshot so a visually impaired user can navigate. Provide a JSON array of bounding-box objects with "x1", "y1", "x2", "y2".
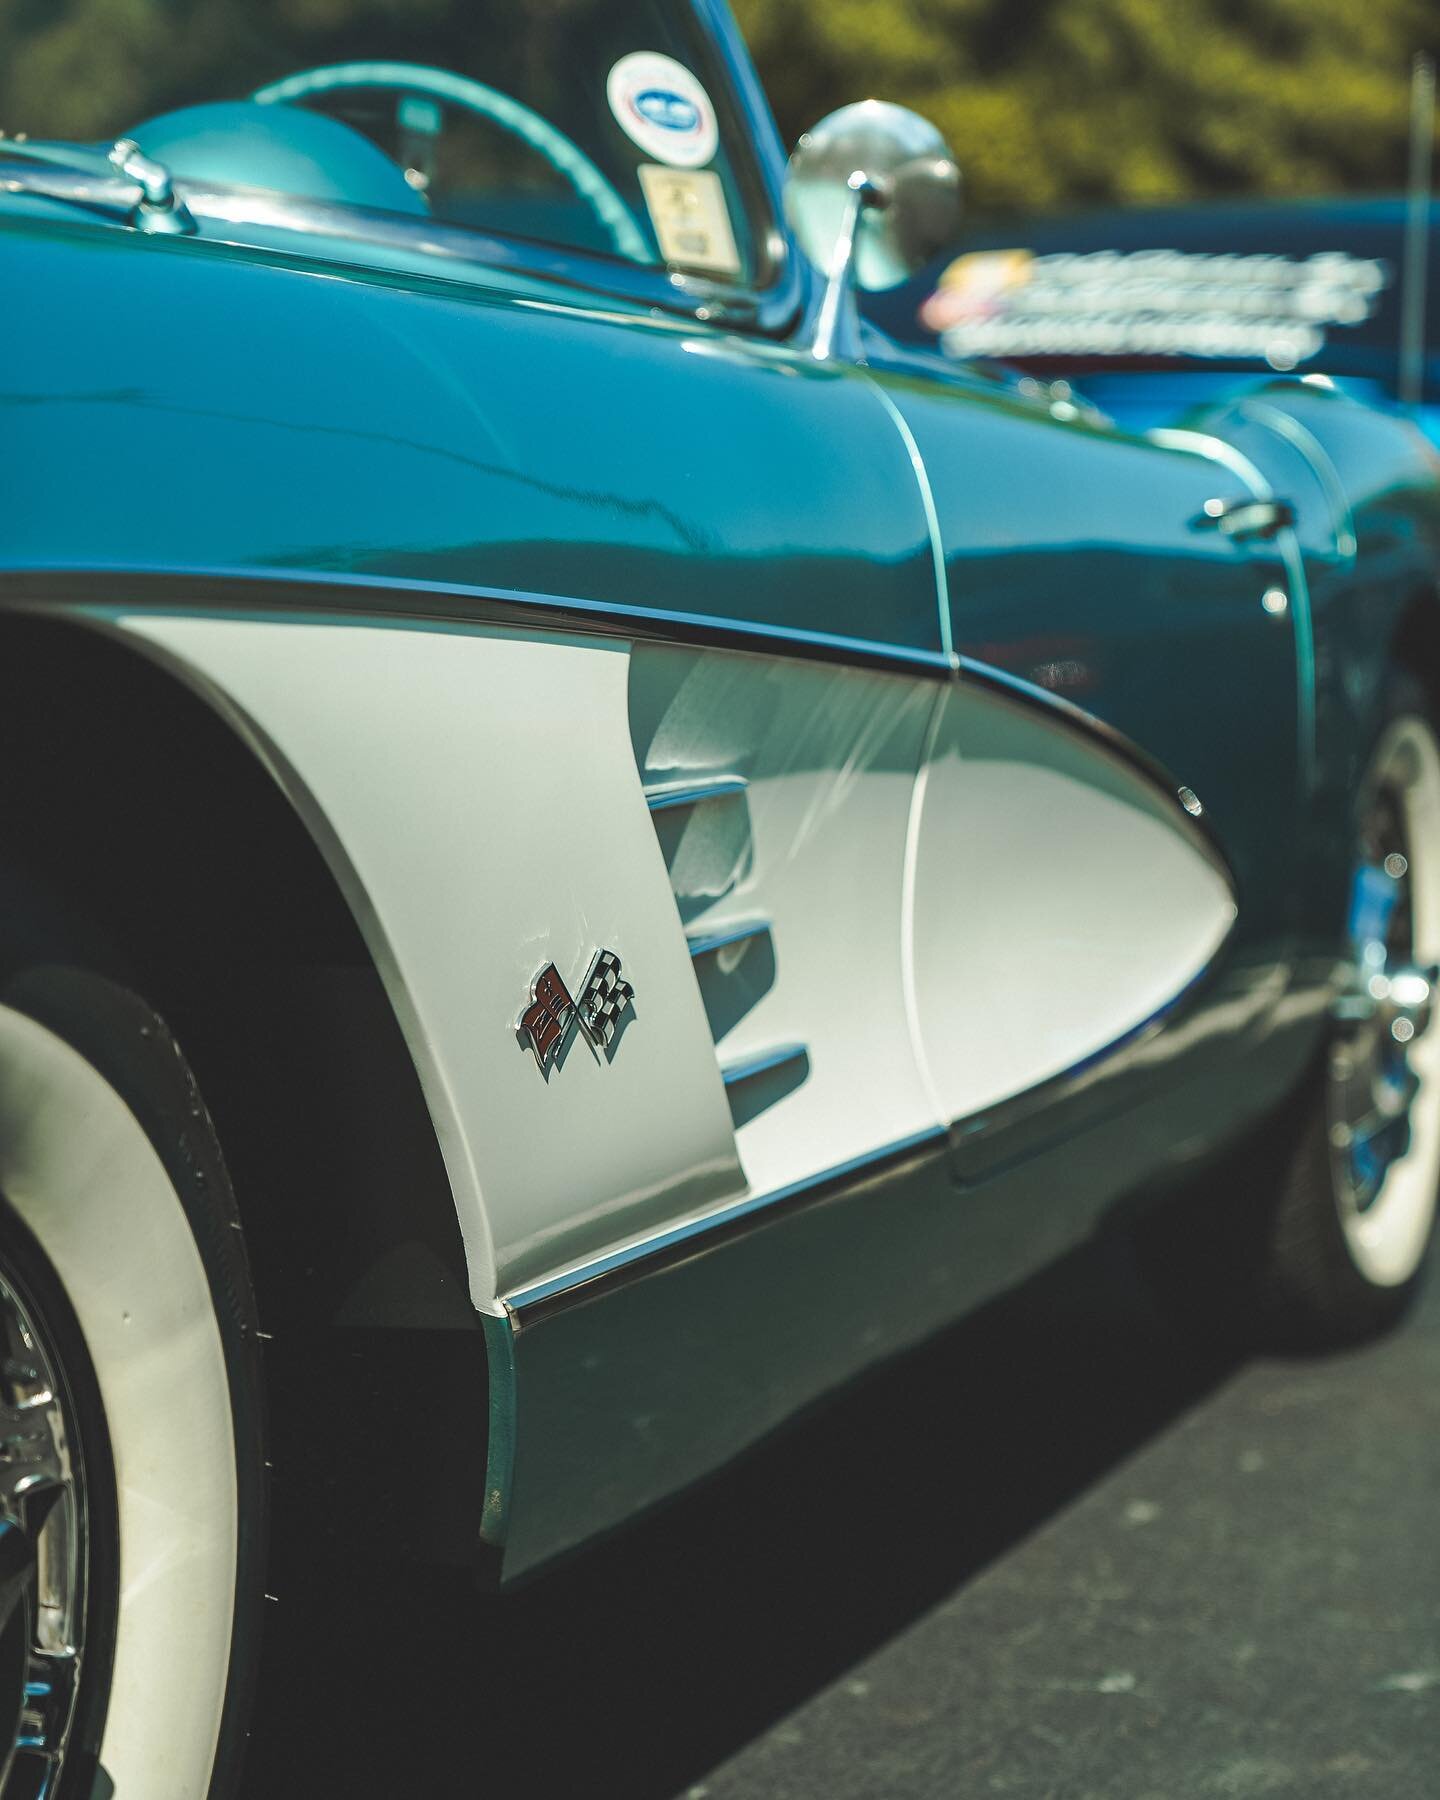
[
  {"x1": 718, "y1": 1040, "x2": 811, "y2": 1131},
  {"x1": 720, "y1": 1041, "x2": 809, "y2": 1088},
  {"x1": 642, "y1": 774, "x2": 753, "y2": 929},
  {"x1": 685, "y1": 917, "x2": 770, "y2": 959},
  {"x1": 645, "y1": 775, "x2": 749, "y2": 812},
  {"x1": 637, "y1": 773, "x2": 802, "y2": 1127},
  {"x1": 630, "y1": 641, "x2": 933, "y2": 1197},
  {"x1": 685, "y1": 917, "x2": 777, "y2": 1049},
  {"x1": 630, "y1": 647, "x2": 820, "y2": 1145}
]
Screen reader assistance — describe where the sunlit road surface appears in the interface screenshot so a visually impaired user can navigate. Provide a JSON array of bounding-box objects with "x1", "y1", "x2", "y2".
[
  {"x1": 249, "y1": 1219, "x2": 1438, "y2": 1799},
  {"x1": 681, "y1": 1240, "x2": 1440, "y2": 1800}
]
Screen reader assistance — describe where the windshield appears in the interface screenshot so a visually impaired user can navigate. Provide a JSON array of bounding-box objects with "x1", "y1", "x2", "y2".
[{"x1": 0, "y1": 0, "x2": 765, "y2": 285}]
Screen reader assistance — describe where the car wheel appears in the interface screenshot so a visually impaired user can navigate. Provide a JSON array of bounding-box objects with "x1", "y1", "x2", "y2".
[
  {"x1": 1256, "y1": 693, "x2": 1440, "y2": 1344},
  {"x1": 0, "y1": 964, "x2": 265, "y2": 1799}
]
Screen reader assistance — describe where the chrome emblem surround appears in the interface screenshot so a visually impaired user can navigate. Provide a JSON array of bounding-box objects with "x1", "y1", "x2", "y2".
[{"x1": 518, "y1": 948, "x2": 635, "y2": 1070}]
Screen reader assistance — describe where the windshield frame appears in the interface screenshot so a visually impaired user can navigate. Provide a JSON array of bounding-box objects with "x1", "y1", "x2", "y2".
[{"x1": 0, "y1": 0, "x2": 807, "y2": 337}]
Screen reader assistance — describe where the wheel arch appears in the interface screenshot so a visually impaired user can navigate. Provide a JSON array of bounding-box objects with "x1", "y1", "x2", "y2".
[
  {"x1": 1388, "y1": 585, "x2": 1440, "y2": 726},
  {"x1": 0, "y1": 606, "x2": 494, "y2": 1568}
]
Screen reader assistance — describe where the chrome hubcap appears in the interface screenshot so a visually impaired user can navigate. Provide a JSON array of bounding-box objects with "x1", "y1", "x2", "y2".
[
  {"x1": 0, "y1": 1267, "x2": 85, "y2": 1798},
  {"x1": 1330, "y1": 799, "x2": 1437, "y2": 1214}
]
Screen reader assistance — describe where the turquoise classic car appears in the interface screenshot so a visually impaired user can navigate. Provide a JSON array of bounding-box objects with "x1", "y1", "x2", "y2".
[{"x1": 2, "y1": 2, "x2": 1440, "y2": 1791}]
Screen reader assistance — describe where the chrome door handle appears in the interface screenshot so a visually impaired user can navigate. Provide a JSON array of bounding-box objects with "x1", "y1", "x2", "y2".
[{"x1": 1191, "y1": 496, "x2": 1297, "y2": 541}]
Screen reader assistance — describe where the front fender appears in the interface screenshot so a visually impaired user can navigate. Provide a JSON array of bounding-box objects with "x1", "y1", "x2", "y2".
[{"x1": 81, "y1": 603, "x2": 745, "y2": 1312}]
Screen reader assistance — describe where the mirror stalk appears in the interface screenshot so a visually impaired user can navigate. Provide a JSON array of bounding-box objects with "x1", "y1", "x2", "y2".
[{"x1": 811, "y1": 172, "x2": 883, "y2": 363}]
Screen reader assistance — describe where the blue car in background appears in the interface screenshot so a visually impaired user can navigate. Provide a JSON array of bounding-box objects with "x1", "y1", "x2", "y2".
[{"x1": 870, "y1": 195, "x2": 1440, "y2": 445}]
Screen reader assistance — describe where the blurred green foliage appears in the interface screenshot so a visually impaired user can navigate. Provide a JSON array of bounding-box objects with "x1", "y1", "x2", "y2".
[
  {"x1": 2, "y1": 0, "x2": 1436, "y2": 216},
  {"x1": 0, "y1": 0, "x2": 594, "y2": 140},
  {"x1": 733, "y1": 0, "x2": 1440, "y2": 213}
]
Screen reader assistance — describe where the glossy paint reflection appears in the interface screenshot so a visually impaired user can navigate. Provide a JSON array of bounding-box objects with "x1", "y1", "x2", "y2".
[
  {"x1": 911, "y1": 672, "x2": 1238, "y2": 1130},
  {"x1": 872, "y1": 365, "x2": 1305, "y2": 972},
  {"x1": 629, "y1": 640, "x2": 937, "y2": 1200},
  {"x1": 0, "y1": 218, "x2": 942, "y2": 654}
]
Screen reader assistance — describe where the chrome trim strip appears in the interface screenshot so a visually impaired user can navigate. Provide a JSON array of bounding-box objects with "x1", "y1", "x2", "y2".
[
  {"x1": 947, "y1": 948, "x2": 1235, "y2": 1182},
  {"x1": 956, "y1": 652, "x2": 1239, "y2": 891},
  {"x1": 504, "y1": 1123, "x2": 947, "y2": 1315},
  {"x1": 479, "y1": 1311, "x2": 517, "y2": 1556},
  {"x1": 0, "y1": 566, "x2": 959, "y2": 680},
  {"x1": 1212, "y1": 398, "x2": 1342, "y2": 792},
  {"x1": 868, "y1": 379, "x2": 954, "y2": 663},
  {"x1": 0, "y1": 160, "x2": 801, "y2": 335},
  {"x1": 1146, "y1": 426, "x2": 1318, "y2": 795},
  {"x1": 900, "y1": 684, "x2": 950, "y2": 1125},
  {"x1": 719, "y1": 1041, "x2": 809, "y2": 1088},
  {"x1": 685, "y1": 917, "x2": 770, "y2": 958},
  {"x1": 0, "y1": 157, "x2": 158, "y2": 230},
  {"x1": 1146, "y1": 426, "x2": 1275, "y2": 497},
  {"x1": 645, "y1": 776, "x2": 749, "y2": 813}
]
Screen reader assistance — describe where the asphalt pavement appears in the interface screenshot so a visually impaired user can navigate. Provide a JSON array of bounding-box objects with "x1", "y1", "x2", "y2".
[
  {"x1": 682, "y1": 1238, "x2": 1440, "y2": 1800},
  {"x1": 259, "y1": 1208, "x2": 1439, "y2": 1799}
]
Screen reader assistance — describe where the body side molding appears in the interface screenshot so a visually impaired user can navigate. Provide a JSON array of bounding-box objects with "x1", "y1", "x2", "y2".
[{"x1": 0, "y1": 567, "x2": 959, "y2": 678}]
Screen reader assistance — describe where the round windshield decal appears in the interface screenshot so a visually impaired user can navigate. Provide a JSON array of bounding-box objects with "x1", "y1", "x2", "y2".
[{"x1": 607, "y1": 52, "x2": 718, "y2": 168}]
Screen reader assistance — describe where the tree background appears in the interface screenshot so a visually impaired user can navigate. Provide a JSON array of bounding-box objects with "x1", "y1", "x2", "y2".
[
  {"x1": 733, "y1": 0, "x2": 1440, "y2": 216},
  {"x1": 3, "y1": 0, "x2": 1439, "y2": 218}
]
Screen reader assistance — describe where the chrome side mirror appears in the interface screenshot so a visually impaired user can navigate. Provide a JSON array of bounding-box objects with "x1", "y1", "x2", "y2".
[{"x1": 784, "y1": 101, "x2": 962, "y2": 360}]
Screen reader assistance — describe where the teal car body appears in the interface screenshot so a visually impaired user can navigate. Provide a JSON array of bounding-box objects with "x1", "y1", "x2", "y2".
[{"x1": 2, "y1": 0, "x2": 1440, "y2": 1600}]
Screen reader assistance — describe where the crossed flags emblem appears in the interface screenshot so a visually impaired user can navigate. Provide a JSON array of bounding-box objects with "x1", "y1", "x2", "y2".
[{"x1": 519, "y1": 948, "x2": 635, "y2": 1070}]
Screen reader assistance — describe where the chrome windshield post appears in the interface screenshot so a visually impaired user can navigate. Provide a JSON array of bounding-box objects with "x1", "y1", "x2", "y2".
[{"x1": 108, "y1": 139, "x2": 195, "y2": 235}]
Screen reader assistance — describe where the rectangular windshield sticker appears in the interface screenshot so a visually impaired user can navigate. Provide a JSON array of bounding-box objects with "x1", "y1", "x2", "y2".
[{"x1": 638, "y1": 165, "x2": 740, "y2": 276}]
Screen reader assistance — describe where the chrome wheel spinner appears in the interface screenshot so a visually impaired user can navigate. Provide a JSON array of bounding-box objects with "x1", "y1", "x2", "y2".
[{"x1": 1330, "y1": 801, "x2": 1438, "y2": 1218}]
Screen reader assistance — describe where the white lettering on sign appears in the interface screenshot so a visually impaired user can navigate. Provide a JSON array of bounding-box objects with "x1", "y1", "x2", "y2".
[{"x1": 921, "y1": 246, "x2": 1390, "y2": 370}]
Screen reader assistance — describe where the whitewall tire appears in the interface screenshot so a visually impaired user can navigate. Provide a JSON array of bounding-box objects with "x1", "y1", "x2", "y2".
[
  {"x1": 1258, "y1": 690, "x2": 1440, "y2": 1343},
  {"x1": 0, "y1": 969, "x2": 265, "y2": 1798}
]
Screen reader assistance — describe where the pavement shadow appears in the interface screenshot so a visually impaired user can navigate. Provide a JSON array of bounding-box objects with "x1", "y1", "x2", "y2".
[{"x1": 247, "y1": 1205, "x2": 1243, "y2": 1798}]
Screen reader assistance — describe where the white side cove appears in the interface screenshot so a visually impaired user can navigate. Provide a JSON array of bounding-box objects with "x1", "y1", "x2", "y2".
[
  {"x1": 910, "y1": 680, "x2": 1238, "y2": 1121},
  {"x1": 106, "y1": 613, "x2": 744, "y2": 1309},
  {"x1": 0, "y1": 1006, "x2": 237, "y2": 1799},
  {"x1": 95, "y1": 612, "x2": 1237, "y2": 1314},
  {"x1": 628, "y1": 644, "x2": 940, "y2": 1204}
]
